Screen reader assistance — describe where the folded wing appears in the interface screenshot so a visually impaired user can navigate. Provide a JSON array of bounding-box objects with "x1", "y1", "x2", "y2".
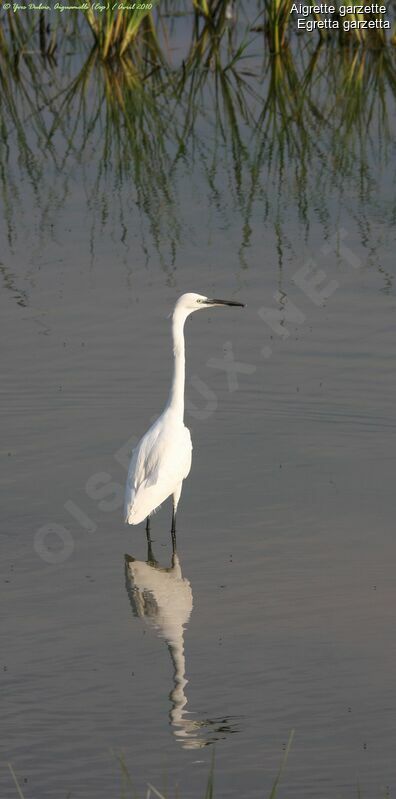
[{"x1": 125, "y1": 417, "x2": 192, "y2": 525}]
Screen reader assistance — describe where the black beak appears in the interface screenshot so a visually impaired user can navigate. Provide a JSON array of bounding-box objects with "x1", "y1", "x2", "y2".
[{"x1": 204, "y1": 298, "x2": 245, "y2": 307}]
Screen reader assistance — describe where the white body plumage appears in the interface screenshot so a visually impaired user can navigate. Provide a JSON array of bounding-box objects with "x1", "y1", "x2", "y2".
[{"x1": 125, "y1": 412, "x2": 192, "y2": 525}]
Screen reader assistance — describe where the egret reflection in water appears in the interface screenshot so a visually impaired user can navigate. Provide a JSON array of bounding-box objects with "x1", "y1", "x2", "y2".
[{"x1": 124, "y1": 542, "x2": 239, "y2": 748}]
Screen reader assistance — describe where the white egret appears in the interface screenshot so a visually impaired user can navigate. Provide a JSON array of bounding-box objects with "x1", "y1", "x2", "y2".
[{"x1": 124, "y1": 292, "x2": 245, "y2": 540}]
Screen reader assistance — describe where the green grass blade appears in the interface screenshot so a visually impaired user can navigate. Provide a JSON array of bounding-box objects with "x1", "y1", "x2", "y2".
[
  {"x1": 146, "y1": 784, "x2": 167, "y2": 799},
  {"x1": 269, "y1": 729, "x2": 295, "y2": 799},
  {"x1": 205, "y1": 749, "x2": 215, "y2": 799},
  {"x1": 7, "y1": 764, "x2": 26, "y2": 799}
]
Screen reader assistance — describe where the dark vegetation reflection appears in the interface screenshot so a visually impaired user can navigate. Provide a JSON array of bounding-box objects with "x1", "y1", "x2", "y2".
[
  {"x1": 124, "y1": 544, "x2": 239, "y2": 748},
  {"x1": 0, "y1": 2, "x2": 395, "y2": 267}
]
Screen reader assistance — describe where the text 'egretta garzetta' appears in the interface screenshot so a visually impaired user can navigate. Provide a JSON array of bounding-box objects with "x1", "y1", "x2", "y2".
[{"x1": 124, "y1": 293, "x2": 245, "y2": 544}]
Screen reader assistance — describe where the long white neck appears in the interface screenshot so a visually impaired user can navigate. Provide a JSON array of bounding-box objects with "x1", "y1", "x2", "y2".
[{"x1": 166, "y1": 308, "x2": 187, "y2": 418}]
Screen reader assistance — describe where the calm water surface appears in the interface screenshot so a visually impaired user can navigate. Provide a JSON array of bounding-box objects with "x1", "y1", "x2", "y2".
[{"x1": 2, "y1": 36, "x2": 396, "y2": 799}]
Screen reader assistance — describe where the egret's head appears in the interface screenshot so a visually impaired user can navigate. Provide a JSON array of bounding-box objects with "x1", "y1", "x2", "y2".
[{"x1": 175, "y1": 292, "x2": 245, "y2": 315}]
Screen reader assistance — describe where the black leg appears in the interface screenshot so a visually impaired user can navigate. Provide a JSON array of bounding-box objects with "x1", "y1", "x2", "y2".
[
  {"x1": 171, "y1": 507, "x2": 177, "y2": 554},
  {"x1": 147, "y1": 540, "x2": 157, "y2": 565},
  {"x1": 145, "y1": 516, "x2": 157, "y2": 565}
]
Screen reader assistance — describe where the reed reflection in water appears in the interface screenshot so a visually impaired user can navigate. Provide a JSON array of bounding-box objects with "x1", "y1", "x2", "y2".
[
  {"x1": 0, "y1": 4, "x2": 395, "y2": 268},
  {"x1": 124, "y1": 543, "x2": 239, "y2": 749}
]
